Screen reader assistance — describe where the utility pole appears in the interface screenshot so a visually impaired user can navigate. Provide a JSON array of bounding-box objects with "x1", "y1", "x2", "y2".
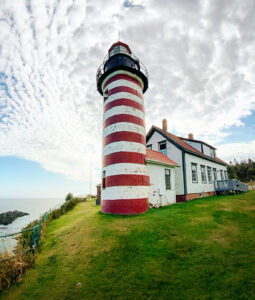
[{"x1": 89, "y1": 162, "x2": 92, "y2": 201}]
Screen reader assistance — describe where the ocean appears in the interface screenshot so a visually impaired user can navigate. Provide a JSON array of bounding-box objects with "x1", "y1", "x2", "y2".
[{"x1": 0, "y1": 198, "x2": 64, "y2": 236}]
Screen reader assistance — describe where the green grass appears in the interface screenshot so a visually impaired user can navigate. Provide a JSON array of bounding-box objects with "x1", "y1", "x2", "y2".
[{"x1": 2, "y1": 192, "x2": 255, "y2": 300}]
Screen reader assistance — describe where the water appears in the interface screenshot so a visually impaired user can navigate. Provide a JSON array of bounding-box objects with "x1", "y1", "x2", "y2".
[{"x1": 0, "y1": 198, "x2": 64, "y2": 236}]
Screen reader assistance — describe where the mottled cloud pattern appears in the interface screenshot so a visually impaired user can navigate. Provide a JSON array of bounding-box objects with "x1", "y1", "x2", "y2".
[{"x1": 0, "y1": 0, "x2": 255, "y2": 180}]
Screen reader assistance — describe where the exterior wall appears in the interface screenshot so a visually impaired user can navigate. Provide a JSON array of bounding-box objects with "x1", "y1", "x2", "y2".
[
  {"x1": 176, "y1": 191, "x2": 215, "y2": 202},
  {"x1": 185, "y1": 152, "x2": 227, "y2": 194},
  {"x1": 147, "y1": 131, "x2": 165, "y2": 152},
  {"x1": 147, "y1": 132, "x2": 184, "y2": 195},
  {"x1": 184, "y1": 140, "x2": 202, "y2": 152},
  {"x1": 167, "y1": 141, "x2": 184, "y2": 195},
  {"x1": 147, "y1": 163, "x2": 176, "y2": 207},
  {"x1": 101, "y1": 70, "x2": 149, "y2": 214}
]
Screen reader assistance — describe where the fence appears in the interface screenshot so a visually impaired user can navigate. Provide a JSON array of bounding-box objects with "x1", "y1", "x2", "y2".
[
  {"x1": 0, "y1": 196, "x2": 87, "y2": 260},
  {"x1": 0, "y1": 203, "x2": 60, "y2": 259}
]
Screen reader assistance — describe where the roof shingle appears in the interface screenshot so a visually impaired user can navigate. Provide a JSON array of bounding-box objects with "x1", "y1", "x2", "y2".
[{"x1": 145, "y1": 149, "x2": 178, "y2": 166}]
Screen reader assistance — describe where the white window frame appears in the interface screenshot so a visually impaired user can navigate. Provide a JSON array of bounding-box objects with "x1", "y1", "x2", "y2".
[
  {"x1": 158, "y1": 141, "x2": 167, "y2": 155},
  {"x1": 213, "y1": 168, "x2": 217, "y2": 181},
  {"x1": 165, "y1": 169, "x2": 171, "y2": 190},
  {"x1": 191, "y1": 163, "x2": 198, "y2": 183},
  {"x1": 201, "y1": 165, "x2": 207, "y2": 184},
  {"x1": 207, "y1": 166, "x2": 212, "y2": 183}
]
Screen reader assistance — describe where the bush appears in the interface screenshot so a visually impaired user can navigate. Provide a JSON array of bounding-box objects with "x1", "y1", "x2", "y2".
[
  {"x1": 0, "y1": 236, "x2": 35, "y2": 291},
  {"x1": 65, "y1": 193, "x2": 73, "y2": 202}
]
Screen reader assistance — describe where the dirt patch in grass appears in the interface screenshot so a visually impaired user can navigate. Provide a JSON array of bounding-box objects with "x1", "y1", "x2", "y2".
[
  {"x1": 190, "y1": 215, "x2": 214, "y2": 225},
  {"x1": 209, "y1": 223, "x2": 240, "y2": 246}
]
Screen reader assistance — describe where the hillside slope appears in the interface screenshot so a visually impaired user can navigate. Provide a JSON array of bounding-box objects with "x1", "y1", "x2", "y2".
[{"x1": 2, "y1": 192, "x2": 255, "y2": 300}]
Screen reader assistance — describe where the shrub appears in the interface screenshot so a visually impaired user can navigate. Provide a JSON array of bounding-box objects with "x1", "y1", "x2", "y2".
[{"x1": 65, "y1": 193, "x2": 73, "y2": 202}]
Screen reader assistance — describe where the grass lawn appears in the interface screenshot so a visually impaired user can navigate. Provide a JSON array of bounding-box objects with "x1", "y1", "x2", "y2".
[{"x1": 2, "y1": 192, "x2": 255, "y2": 300}]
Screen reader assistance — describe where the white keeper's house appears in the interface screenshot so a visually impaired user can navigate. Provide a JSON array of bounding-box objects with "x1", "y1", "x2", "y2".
[{"x1": 146, "y1": 119, "x2": 228, "y2": 203}]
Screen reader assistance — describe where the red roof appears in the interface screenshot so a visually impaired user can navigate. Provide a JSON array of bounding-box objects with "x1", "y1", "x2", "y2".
[
  {"x1": 108, "y1": 41, "x2": 132, "y2": 54},
  {"x1": 147, "y1": 126, "x2": 227, "y2": 166},
  {"x1": 145, "y1": 149, "x2": 178, "y2": 166}
]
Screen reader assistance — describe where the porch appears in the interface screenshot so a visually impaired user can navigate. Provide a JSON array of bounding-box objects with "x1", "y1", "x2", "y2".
[{"x1": 214, "y1": 179, "x2": 248, "y2": 194}]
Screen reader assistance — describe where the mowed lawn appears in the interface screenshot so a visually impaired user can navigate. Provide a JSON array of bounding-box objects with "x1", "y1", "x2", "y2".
[{"x1": 2, "y1": 192, "x2": 255, "y2": 300}]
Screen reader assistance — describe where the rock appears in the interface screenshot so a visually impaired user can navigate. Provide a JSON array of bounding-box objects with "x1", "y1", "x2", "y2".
[
  {"x1": 76, "y1": 282, "x2": 82, "y2": 288},
  {"x1": 0, "y1": 210, "x2": 29, "y2": 225}
]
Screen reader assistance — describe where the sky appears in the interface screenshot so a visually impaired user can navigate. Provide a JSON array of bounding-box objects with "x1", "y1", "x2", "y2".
[{"x1": 0, "y1": 0, "x2": 255, "y2": 198}]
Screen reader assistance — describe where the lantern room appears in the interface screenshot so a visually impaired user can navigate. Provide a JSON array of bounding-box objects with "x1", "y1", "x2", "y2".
[{"x1": 96, "y1": 41, "x2": 148, "y2": 95}]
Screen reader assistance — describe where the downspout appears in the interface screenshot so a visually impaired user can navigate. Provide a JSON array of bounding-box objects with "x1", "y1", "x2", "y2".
[{"x1": 182, "y1": 150, "x2": 187, "y2": 197}]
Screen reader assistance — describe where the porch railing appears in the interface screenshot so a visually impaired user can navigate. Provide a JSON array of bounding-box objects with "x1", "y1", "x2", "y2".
[{"x1": 214, "y1": 179, "x2": 248, "y2": 193}]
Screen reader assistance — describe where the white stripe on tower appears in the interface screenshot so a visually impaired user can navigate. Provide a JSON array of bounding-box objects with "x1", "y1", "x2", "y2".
[
  {"x1": 103, "y1": 141, "x2": 146, "y2": 156},
  {"x1": 101, "y1": 70, "x2": 149, "y2": 214},
  {"x1": 101, "y1": 186, "x2": 149, "y2": 200},
  {"x1": 103, "y1": 122, "x2": 145, "y2": 138},
  {"x1": 103, "y1": 163, "x2": 148, "y2": 177},
  {"x1": 107, "y1": 79, "x2": 142, "y2": 92},
  {"x1": 103, "y1": 106, "x2": 145, "y2": 121},
  {"x1": 104, "y1": 92, "x2": 144, "y2": 106}
]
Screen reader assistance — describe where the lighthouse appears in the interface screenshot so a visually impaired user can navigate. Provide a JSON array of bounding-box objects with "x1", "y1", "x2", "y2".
[{"x1": 96, "y1": 41, "x2": 149, "y2": 214}]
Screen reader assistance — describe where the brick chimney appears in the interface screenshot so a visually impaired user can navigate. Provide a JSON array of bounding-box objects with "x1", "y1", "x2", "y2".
[
  {"x1": 162, "y1": 119, "x2": 167, "y2": 132},
  {"x1": 188, "y1": 133, "x2": 194, "y2": 140}
]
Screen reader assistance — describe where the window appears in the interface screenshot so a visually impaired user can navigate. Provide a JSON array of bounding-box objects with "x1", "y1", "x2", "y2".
[
  {"x1": 165, "y1": 169, "x2": 171, "y2": 190},
  {"x1": 158, "y1": 141, "x2": 167, "y2": 155},
  {"x1": 213, "y1": 168, "x2": 217, "y2": 180},
  {"x1": 102, "y1": 171, "x2": 106, "y2": 189},
  {"x1": 207, "y1": 167, "x2": 212, "y2": 183},
  {"x1": 201, "y1": 165, "x2": 207, "y2": 183},
  {"x1": 191, "y1": 163, "x2": 198, "y2": 183},
  {"x1": 220, "y1": 170, "x2": 223, "y2": 180},
  {"x1": 224, "y1": 170, "x2": 228, "y2": 180},
  {"x1": 210, "y1": 148, "x2": 215, "y2": 158},
  {"x1": 103, "y1": 89, "x2": 108, "y2": 99},
  {"x1": 146, "y1": 144, "x2": 152, "y2": 150}
]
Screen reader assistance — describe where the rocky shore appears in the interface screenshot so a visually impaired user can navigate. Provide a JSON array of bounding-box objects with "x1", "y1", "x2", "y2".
[{"x1": 0, "y1": 210, "x2": 29, "y2": 225}]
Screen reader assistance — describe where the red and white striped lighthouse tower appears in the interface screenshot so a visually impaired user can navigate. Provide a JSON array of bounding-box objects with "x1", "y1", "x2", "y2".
[{"x1": 96, "y1": 41, "x2": 149, "y2": 214}]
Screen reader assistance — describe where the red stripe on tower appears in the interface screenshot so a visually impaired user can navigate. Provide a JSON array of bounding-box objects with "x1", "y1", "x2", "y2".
[
  {"x1": 103, "y1": 152, "x2": 146, "y2": 167},
  {"x1": 103, "y1": 131, "x2": 145, "y2": 146},
  {"x1": 103, "y1": 114, "x2": 145, "y2": 128},
  {"x1": 108, "y1": 86, "x2": 143, "y2": 99},
  {"x1": 104, "y1": 98, "x2": 144, "y2": 113},
  {"x1": 96, "y1": 41, "x2": 149, "y2": 215},
  {"x1": 101, "y1": 198, "x2": 148, "y2": 215},
  {"x1": 105, "y1": 174, "x2": 150, "y2": 187}
]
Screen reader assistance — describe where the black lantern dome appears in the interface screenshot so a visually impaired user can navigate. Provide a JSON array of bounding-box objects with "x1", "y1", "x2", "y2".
[{"x1": 96, "y1": 41, "x2": 148, "y2": 95}]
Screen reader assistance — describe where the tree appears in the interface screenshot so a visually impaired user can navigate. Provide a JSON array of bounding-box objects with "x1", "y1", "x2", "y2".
[
  {"x1": 227, "y1": 158, "x2": 255, "y2": 182},
  {"x1": 247, "y1": 167, "x2": 255, "y2": 180},
  {"x1": 65, "y1": 193, "x2": 73, "y2": 202}
]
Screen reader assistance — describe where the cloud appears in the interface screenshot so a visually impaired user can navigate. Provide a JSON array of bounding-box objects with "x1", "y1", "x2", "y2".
[
  {"x1": 217, "y1": 140, "x2": 255, "y2": 163},
  {"x1": 0, "y1": 0, "x2": 255, "y2": 181}
]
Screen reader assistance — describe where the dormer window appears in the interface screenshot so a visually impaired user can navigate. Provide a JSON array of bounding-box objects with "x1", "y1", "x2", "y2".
[
  {"x1": 210, "y1": 148, "x2": 215, "y2": 158},
  {"x1": 158, "y1": 141, "x2": 167, "y2": 155}
]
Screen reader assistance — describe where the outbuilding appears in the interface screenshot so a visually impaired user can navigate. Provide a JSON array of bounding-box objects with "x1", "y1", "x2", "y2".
[{"x1": 145, "y1": 149, "x2": 179, "y2": 207}]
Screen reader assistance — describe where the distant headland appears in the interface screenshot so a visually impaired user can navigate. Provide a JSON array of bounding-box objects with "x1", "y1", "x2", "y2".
[{"x1": 0, "y1": 210, "x2": 29, "y2": 225}]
